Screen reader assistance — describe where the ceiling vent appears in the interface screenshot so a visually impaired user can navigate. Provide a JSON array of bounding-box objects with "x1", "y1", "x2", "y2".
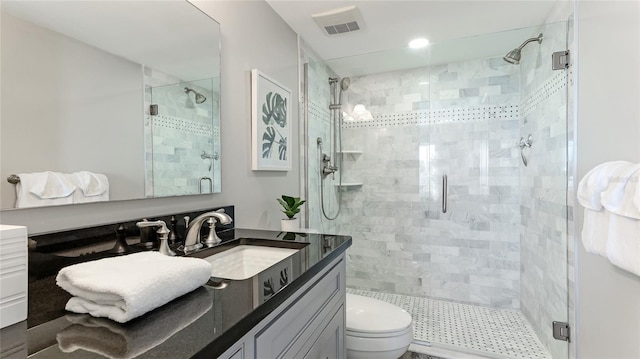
[{"x1": 312, "y1": 5, "x2": 364, "y2": 36}]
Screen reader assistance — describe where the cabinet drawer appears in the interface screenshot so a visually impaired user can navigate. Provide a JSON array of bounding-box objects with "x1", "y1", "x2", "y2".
[{"x1": 254, "y1": 258, "x2": 344, "y2": 358}]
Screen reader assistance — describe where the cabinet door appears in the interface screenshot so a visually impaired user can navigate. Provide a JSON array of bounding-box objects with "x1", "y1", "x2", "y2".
[
  {"x1": 303, "y1": 305, "x2": 345, "y2": 359},
  {"x1": 254, "y1": 258, "x2": 344, "y2": 358}
]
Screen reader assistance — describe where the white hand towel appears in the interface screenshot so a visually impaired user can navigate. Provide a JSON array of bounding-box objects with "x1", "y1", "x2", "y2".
[
  {"x1": 71, "y1": 171, "x2": 110, "y2": 203},
  {"x1": 15, "y1": 172, "x2": 76, "y2": 208},
  {"x1": 605, "y1": 213, "x2": 640, "y2": 277},
  {"x1": 56, "y1": 252, "x2": 212, "y2": 323},
  {"x1": 72, "y1": 171, "x2": 109, "y2": 196},
  {"x1": 57, "y1": 287, "x2": 212, "y2": 359},
  {"x1": 577, "y1": 161, "x2": 632, "y2": 210},
  {"x1": 601, "y1": 163, "x2": 640, "y2": 219},
  {"x1": 581, "y1": 207, "x2": 609, "y2": 256}
]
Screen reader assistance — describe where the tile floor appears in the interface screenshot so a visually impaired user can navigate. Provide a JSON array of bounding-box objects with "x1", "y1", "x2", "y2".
[{"x1": 348, "y1": 289, "x2": 550, "y2": 359}]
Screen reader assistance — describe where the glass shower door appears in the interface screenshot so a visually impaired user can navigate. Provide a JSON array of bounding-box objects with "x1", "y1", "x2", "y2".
[{"x1": 426, "y1": 23, "x2": 570, "y2": 358}]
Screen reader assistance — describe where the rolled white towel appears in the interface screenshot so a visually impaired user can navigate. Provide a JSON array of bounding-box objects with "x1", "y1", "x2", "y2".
[
  {"x1": 56, "y1": 252, "x2": 212, "y2": 323},
  {"x1": 605, "y1": 213, "x2": 640, "y2": 277},
  {"x1": 601, "y1": 163, "x2": 640, "y2": 219},
  {"x1": 577, "y1": 161, "x2": 632, "y2": 210}
]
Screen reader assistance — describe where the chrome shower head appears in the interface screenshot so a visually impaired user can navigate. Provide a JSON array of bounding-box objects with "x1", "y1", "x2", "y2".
[
  {"x1": 184, "y1": 87, "x2": 207, "y2": 104},
  {"x1": 503, "y1": 33, "x2": 543, "y2": 65},
  {"x1": 503, "y1": 48, "x2": 521, "y2": 64}
]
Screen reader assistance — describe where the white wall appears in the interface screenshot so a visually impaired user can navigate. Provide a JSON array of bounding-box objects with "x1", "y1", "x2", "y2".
[
  {"x1": 0, "y1": 12, "x2": 145, "y2": 207},
  {"x1": 0, "y1": 1, "x2": 300, "y2": 234},
  {"x1": 576, "y1": 1, "x2": 640, "y2": 357}
]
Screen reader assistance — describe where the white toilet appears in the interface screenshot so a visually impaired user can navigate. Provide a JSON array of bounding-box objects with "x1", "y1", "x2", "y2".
[{"x1": 345, "y1": 294, "x2": 414, "y2": 359}]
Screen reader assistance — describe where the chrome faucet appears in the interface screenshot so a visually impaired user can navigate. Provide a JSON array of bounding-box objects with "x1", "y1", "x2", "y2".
[
  {"x1": 136, "y1": 220, "x2": 176, "y2": 256},
  {"x1": 183, "y1": 210, "x2": 232, "y2": 253}
]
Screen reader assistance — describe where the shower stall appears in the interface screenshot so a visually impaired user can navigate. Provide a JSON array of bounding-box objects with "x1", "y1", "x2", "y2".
[
  {"x1": 301, "y1": 21, "x2": 570, "y2": 359},
  {"x1": 144, "y1": 77, "x2": 221, "y2": 197}
]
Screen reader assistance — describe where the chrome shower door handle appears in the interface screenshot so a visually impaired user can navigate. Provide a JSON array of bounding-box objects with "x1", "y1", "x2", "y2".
[
  {"x1": 199, "y1": 177, "x2": 213, "y2": 194},
  {"x1": 442, "y1": 175, "x2": 448, "y2": 214}
]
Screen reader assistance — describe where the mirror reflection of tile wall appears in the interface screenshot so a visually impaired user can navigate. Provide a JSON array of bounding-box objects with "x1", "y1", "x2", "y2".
[{"x1": 144, "y1": 68, "x2": 221, "y2": 197}]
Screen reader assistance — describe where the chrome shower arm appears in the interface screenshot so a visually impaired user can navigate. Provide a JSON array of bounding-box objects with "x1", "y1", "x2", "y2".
[{"x1": 517, "y1": 33, "x2": 543, "y2": 50}]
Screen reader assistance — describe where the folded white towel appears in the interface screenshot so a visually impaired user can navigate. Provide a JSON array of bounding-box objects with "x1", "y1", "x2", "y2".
[
  {"x1": 601, "y1": 163, "x2": 640, "y2": 219},
  {"x1": 57, "y1": 287, "x2": 212, "y2": 359},
  {"x1": 581, "y1": 208, "x2": 609, "y2": 256},
  {"x1": 577, "y1": 161, "x2": 633, "y2": 210},
  {"x1": 56, "y1": 252, "x2": 212, "y2": 323},
  {"x1": 606, "y1": 213, "x2": 640, "y2": 277},
  {"x1": 71, "y1": 171, "x2": 110, "y2": 204},
  {"x1": 15, "y1": 172, "x2": 76, "y2": 208}
]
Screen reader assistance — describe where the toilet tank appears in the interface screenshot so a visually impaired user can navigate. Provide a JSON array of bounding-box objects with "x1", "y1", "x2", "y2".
[{"x1": 0, "y1": 225, "x2": 28, "y2": 328}]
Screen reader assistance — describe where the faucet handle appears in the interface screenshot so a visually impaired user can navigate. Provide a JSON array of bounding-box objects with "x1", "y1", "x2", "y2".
[
  {"x1": 136, "y1": 220, "x2": 175, "y2": 256},
  {"x1": 203, "y1": 217, "x2": 222, "y2": 247},
  {"x1": 136, "y1": 220, "x2": 169, "y2": 235}
]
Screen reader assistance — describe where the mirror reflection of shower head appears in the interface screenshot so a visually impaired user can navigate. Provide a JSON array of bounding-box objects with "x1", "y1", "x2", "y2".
[
  {"x1": 184, "y1": 87, "x2": 207, "y2": 104},
  {"x1": 503, "y1": 33, "x2": 543, "y2": 64}
]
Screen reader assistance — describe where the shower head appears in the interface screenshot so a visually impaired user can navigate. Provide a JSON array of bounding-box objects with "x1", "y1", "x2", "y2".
[
  {"x1": 184, "y1": 87, "x2": 207, "y2": 104},
  {"x1": 503, "y1": 33, "x2": 543, "y2": 65},
  {"x1": 340, "y1": 77, "x2": 351, "y2": 91}
]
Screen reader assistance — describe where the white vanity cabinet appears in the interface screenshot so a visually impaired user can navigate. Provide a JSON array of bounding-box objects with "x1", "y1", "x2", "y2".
[{"x1": 218, "y1": 254, "x2": 346, "y2": 359}]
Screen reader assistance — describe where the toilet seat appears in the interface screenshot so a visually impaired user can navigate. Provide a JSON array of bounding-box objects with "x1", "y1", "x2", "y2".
[{"x1": 347, "y1": 325, "x2": 413, "y2": 339}]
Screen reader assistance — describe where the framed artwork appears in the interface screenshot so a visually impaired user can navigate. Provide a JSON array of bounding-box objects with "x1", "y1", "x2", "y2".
[{"x1": 251, "y1": 69, "x2": 292, "y2": 171}]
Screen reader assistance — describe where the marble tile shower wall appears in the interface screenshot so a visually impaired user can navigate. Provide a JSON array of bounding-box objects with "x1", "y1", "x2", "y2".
[
  {"x1": 340, "y1": 57, "x2": 523, "y2": 308},
  {"x1": 300, "y1": 40, "x2": 340, "y2": 234},
  {"x1": 144, "y1": 68, "x2": 220, "y2": 197},
  {"x1": 518, "y1": 22, "x2": 569, "y2": 359}
]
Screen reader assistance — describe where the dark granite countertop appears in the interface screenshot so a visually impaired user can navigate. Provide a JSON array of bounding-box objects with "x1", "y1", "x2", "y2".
[{"x1": 4, "y1": 227, "x2": 351, "y2": 359}]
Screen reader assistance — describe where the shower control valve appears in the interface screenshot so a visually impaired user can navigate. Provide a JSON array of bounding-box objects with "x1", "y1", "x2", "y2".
[{"x1": 322, "y1": 163, "x2": 338, "y2": 178}]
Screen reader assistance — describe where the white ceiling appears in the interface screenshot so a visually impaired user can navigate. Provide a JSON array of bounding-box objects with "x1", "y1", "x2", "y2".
[
  {"x1": 267, "y1": 0, "x2": 564, "y2": 73},
  {"x1": 1, "y1": 0, "x2": 220, "y2": 83}
]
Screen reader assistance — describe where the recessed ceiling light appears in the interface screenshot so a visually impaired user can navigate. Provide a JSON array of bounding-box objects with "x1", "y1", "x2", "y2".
[{"x1": 409, "y1": 38, "x2": 429, "y2": 49}]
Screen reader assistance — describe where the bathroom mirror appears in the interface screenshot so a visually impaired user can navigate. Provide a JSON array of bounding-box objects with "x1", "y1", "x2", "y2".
[{"x1": 0, "y1": 0, "x2": 221, "y2": 210}]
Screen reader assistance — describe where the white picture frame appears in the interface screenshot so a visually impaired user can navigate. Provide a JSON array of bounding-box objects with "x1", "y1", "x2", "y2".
[{"x1": 251, "y1": 69, "x2": 292, "y2": 171}]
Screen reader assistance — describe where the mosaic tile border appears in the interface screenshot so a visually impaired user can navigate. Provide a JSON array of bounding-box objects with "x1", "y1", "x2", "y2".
[
  {"x1": 519, "y1": 72, "x2": 568, "y2": 116},
  {"x1": 148, "y1": 114, "x2": 213, "y2": 136},
  {"x1": 341, "y1": 104, "x2": 519, "y2": 129}
]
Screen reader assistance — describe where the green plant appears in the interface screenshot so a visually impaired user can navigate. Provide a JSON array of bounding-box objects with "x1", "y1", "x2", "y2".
[{"x1": 277, "y1": 195, "x2": 305, "y2": 219}]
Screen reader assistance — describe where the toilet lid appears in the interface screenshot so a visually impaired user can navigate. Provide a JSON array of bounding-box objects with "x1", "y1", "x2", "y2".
[{"x1": 346, "y1": 294, "x2": 412, "y2": 334}]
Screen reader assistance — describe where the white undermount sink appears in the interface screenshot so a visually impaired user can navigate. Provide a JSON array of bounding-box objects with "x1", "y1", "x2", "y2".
[{"x1": 203, "y1": 245, "x2": 298, "y2": 280}]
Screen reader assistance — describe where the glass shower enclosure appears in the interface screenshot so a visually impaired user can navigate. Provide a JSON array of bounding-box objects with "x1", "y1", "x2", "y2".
[
  {"x1": 302, "y1": 21, "x2": 570, "y2": 359},
  {"x1": 146, "y1": 77, "x2": 221, "y2": 197}
]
